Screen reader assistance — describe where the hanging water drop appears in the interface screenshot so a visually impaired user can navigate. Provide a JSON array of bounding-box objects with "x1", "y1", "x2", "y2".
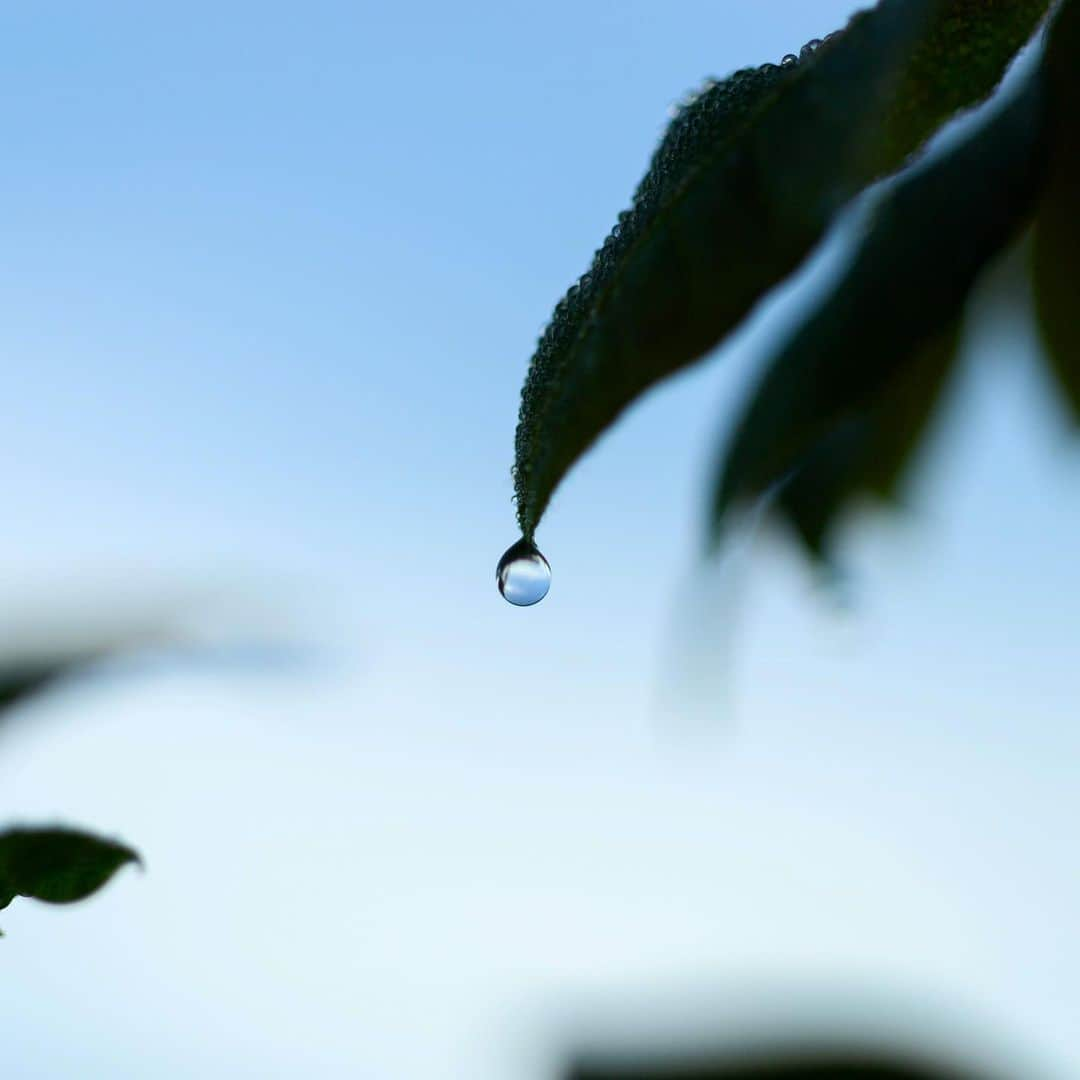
[{"x1": 497, "y1": 539, "x2": 551, "y2": 606}]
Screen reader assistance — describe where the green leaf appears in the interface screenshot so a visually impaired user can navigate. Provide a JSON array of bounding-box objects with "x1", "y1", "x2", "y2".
[
  {"x1": 0, "y1": 613, "x2": 166, "y2": 719},
  {"x1": 567, "y1": 1047, "x2": 991, "y2": 1078},
  {"x1": 512, "y1": 0, "x2": 1050, "y2": 540},
  {"x1": 771, "y1": 327, "x2": 962, "y2": 560},
  {"x1": 0, "y1": 827, "x2": 140, "y2": 921},
  {"x1": 0, "y1": 615, "x2": 297, "y2": 729},
  {"x1": 0, "y1": 652, "x2": 108, "y2": 715},
  {"x1": 1031, "y1": 0, "x2": 1080, "y2": 417},
  {"x1": 709, "y1": 51, "x2": 1052, "y2": 558}
]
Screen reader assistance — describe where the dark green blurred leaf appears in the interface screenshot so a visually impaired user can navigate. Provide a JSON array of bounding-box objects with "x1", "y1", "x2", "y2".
[
  {"x1": 0, "y1": 651, "x2": 109, "y2": 715},
  {"x1": 0, "y1": 613, "x2": 302, "y2": 732},
  {"x1": 0, "y1": 827, "x2": 140, "y2": 930},
  {"x1": 0, "y1": 608, "x2": 172, "y2": 720},
  {"x1": 1031, "y1": 0, "x2": 1080, "y2": 416},
  {"x1": 710, "y1": 49, "x2": 1053, "y2": 558},
  {"x1": 773, "y1": 327, "x2": 961, "y2": 560},
  {"x1": 567, "y1": 1047, "x2": 991, "y2": 1079},
  {"x1": 512, "y1": 0, "x2": 1050, "y2": 540}
]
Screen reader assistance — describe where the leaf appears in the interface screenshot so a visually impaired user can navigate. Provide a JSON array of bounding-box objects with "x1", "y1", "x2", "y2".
[
  {"x1": 0, "y1": 609, "x2": 301, "y2": 731},
  {"x1": 0, "y1": 610, "x2": 168, "y2": 719},
  {"x1": 772, "y1": 327, "x2": 962, "y2": 560},
  {"x1": 0, "y1": 827, "x2": 140, "y2": 930},
  {"x1": 567, "y1": 1045, "x2": 994, "y2": 1078},
  {"x1": 1031, "y1": 0, "x2": 1080, "y2": 417},
  {"x1": 709, "y1": 50, "x2": 1053, "y2": 558},
  {"x1": 0, "y1": 651, "x2": 109, "y2": 715},
  {"x1": 512, "y1": 0, "x2": 1051, "y2": 540}
]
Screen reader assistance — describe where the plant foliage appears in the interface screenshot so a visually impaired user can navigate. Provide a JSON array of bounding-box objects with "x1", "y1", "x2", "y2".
[
  {"x1": 510, "y1": 0, "x2": 1063, "y2": 559},
  {"x1": 711, "y1": 60, "x2": 1050, "y2": 555},
  {"x1": 1032, "y1": 0, "x2": 1080, "y2": 417},
  {"x1": 568, "y1": 1047, "x2": 993, "y2": 1079},
  {"x1": 0, "y1": 636, "x2": 149, "y2": 933},
  {"x1": 0, "y1": 827, "x2": 140, "y2": 933}
]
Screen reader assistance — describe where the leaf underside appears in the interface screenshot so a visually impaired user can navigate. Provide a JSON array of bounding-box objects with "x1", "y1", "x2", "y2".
[
  {"x1": 710, "y1": 49, "x2": 1053, "y2": 559},
  {"x1": 1031, "y1": 0, "x2": 1080, "y2": 418},
  {"x1": 512, "y1": 0, "x2": 1051, "y2": 541},
  {"x1": 770, "y1": 327, "x2": 962, "y2": 561}
]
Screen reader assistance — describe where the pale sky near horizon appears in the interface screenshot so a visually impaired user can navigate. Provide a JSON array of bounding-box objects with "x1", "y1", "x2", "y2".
[{"x1": 1, "y1": 2, "x2": 1078, "y2": 1077}]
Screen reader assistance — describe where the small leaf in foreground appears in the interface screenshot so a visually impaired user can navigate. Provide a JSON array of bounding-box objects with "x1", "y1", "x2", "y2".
[{"x1": 0, "y1": 827, "x2": 141, "y2": 930}]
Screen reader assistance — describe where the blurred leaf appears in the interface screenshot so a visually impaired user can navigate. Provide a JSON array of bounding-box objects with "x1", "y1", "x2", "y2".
[
  {"x1": 0, "y1": 609, "x2": 304, "y2": 732},
  {"x1": 709, "y1": 50, "x2": 1053, "y2": 558},
  {"x1": 567, "y1": 1047, "x2": 991, "y2": 1079},
  {"x1": 0, "y1": 827, "x2": 140, "y2": 930},
  {"x1": 1031, "y1": 0, "x2": 1080, "y2": 416},
  {"x1": 772, "y1": 327, "x2": 961, "y2": 560},
  {"x1": 512, "y1": 0, "x2": 1050, "y2": 540},
  {"x1": 0, "y1": 605, "x2": 174, "y2": 719},
  {"x1": 0, "y1": 650, "x2": 110, "y2": 715}
]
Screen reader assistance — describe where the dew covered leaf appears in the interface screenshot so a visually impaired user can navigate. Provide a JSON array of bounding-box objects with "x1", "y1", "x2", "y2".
[
  {"x1": 708, "y1": 51, "x2": 1053, "y2": 560},
  {"x1": 0, "y1": 827, "x2": 140, "y2": 929},
  {"x1": 512, "y1": 0, "x2": 1051, "y2": 540},
  {"x1": 1031, "y1": 0, "x2": 1080, "y2": 417}
]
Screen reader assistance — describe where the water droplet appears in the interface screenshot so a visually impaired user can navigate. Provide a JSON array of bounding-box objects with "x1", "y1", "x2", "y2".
[
  {"x1": 497, "y1": 539, "x2": 551, "y2": 606},
  {"x1": 780, "y1": 53, "x2": 798, "y2": 67}
]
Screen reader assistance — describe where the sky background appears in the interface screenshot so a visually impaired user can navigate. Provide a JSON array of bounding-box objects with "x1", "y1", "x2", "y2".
[{"x1": 1, "y1": 1, "x2": 1079, "y2": 1076}]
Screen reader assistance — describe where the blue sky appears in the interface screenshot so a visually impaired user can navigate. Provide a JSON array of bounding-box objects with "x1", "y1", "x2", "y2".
[{"x1": 1, "y1": 2, "x2": 1078, "y2": 1077}]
